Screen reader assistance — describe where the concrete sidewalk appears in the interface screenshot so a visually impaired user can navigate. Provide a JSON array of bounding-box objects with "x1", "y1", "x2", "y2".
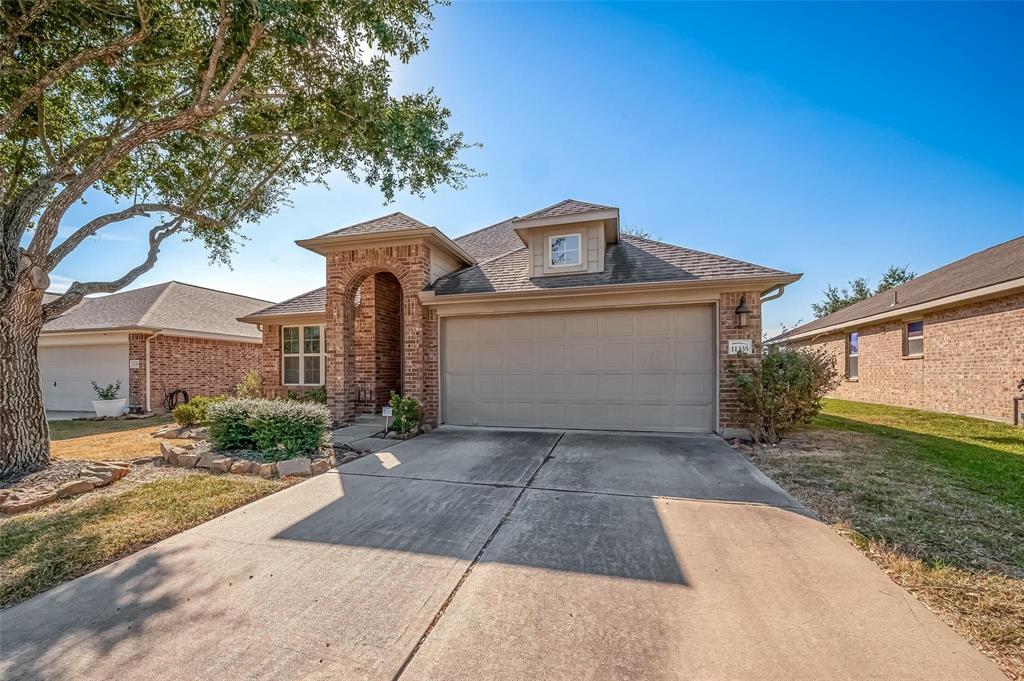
[{"x1": 0, "y1": 428, "x2": 1004, "y2": 681}]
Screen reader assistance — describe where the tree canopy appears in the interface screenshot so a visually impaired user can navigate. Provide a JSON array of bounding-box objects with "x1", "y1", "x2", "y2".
[
  {"x1": 1, "y1": 0, "x2": 475, "y2": 318},
  {"x1": 812, "y1": 265, "x2": 916, "y2": 318}
]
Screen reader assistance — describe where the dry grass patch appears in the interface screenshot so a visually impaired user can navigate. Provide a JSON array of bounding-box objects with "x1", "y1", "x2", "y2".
[
  {"x1": 0, "y1": 471, "x2": 291, "y2": 608},
  {"x1": 741, "y1": 400, "x2": 1024, "y2": 679},
  {"x1": 48, "y1": 416, "x2": 190, "y2": 462}
]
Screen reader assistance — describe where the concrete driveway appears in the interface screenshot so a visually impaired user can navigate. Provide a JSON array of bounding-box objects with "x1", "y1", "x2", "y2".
[{"x1": 1, "y1": 429, "x2": 1003, "y2": 681}]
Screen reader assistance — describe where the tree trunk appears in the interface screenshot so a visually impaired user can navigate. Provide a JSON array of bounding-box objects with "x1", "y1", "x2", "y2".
[{"x1": 0, "y1": 283, "x2": 50, "y2": 476}]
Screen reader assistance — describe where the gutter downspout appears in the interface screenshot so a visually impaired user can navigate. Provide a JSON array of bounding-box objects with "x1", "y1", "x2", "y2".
[
  {"x1": 145, "y1": 331, "x2": 163, "y2": 413},
  {"x1": 760, "y1": 284, "x2": 786, "y2": 303}
]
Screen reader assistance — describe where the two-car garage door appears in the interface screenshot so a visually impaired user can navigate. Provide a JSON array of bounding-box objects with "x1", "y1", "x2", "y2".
[{"x1": 442, "y1": 305, "x2": 716, "y2": 432}]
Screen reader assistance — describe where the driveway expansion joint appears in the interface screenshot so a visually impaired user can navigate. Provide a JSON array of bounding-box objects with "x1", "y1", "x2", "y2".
[{"x1": 389, "y1": 431, "x2": 565, "y2": 681}]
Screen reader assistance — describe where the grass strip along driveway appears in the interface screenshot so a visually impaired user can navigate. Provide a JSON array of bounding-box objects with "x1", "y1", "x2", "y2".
[
  {"x1": 743, "y1": 399, "x2": 1024, "y2": 680},
  {"x1": 1, "y1": 418, "x2": 292, "y2": 608},
  {"x1": 1, "y1": 474, "x2": 290, "y2": 607}
]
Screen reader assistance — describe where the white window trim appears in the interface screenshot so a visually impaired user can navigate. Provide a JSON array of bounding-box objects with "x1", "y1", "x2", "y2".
[
  {"x1": 547, "y1": 232, "x2": 582, "y2": 268},
  {"x1": 282, "y1": 324, "x2": 325, "y2": 386}
]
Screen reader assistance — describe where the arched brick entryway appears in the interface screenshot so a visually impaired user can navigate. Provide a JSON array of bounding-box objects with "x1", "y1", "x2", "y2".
[{"x1": 324, "y1": 245, "x2": 438, "y2": 426}]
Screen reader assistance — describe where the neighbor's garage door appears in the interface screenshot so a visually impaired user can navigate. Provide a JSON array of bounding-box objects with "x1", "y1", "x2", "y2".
[
  {"x1": 442, "y1": 306, "x2": 715, "y2": 432},
  {"x1": 38, "y1": 343, "x2": 130, "y2": 412}
]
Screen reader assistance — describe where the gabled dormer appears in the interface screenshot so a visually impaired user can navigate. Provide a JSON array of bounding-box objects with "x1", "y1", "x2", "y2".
[{"x1": 511, "y1": 199, "x2": 620, "y2": 278}]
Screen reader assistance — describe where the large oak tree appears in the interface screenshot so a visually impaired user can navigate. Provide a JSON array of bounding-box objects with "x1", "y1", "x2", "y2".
[{"x1": 0, "y1": 0, "x2": 473, "y2": 475}]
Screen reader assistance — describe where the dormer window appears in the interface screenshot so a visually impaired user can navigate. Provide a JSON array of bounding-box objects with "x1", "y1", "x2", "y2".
[{"x1": 549, "y1": 233, "x2": 581, "y2": 267}]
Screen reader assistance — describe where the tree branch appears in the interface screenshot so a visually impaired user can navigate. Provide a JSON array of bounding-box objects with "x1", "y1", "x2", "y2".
[
  {"x1": 214, "y1": 23, "x2": 265, "y2": 107},
  {"x1": 45, "y1": 203, "x2": 224, "y2": 270},
  {"x1": 0, "y1": 0, "x2": 56, "y2": 70},
  {"x1": 0, "y1": 13, "x2": 149, "y2": 136},
  {"x1": 197, "y1": 0, "x2": 231, "y2": 104},
  {"x1": 41, "y1": 217, "x2": 184, "y2": 321}
]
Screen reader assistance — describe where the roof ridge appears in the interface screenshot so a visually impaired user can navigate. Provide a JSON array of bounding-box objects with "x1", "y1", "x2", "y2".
[
  {"x1": 135, "y1": 281, "x2": 175, "y2": 327},
  {"x1": 163, "y1": 280, "x2": 275, "y2": 304}
]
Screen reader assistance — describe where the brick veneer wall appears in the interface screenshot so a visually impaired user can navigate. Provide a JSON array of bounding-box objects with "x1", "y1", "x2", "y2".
[
  {"x1": 324, "y1": 242, "x2": 437, "y2": 426},
  {"x1": 718, "y1": 290, "x2": 763, "y2": 434},
  {"x1": 374, "y1": 273, "x2": 403, "y2": 411},
  {"x1": 128, "y1": 333, "x2": 262, "y2": 411},
  {"x1": 353, "y1": 277, "x2": 376, "y2": 412},
  {"x1": 351, "y1": 273, "x2": 402, "y2": 414},
  {"x1": 789, "y1": 291, "x2": 1024, "y2": 422}
]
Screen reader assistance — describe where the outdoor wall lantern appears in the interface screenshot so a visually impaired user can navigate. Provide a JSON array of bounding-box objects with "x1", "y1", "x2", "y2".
[{"x1": 734, "y1": 295, "x2": 752, "y2": 327}]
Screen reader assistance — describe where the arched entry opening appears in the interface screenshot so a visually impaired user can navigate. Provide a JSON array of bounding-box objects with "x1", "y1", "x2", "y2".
[{"x1": 350, "y1": 271, "x2": 403, "y2": 414}]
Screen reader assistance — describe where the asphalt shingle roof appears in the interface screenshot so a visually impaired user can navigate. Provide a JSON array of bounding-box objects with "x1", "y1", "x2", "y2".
[
  {"x1": 428, "y1": 235, "x2": 792, "y2": 296},
  {"x1": 312, "y1": 212, "x2": 430, "y2": 239},
  {"x1": 42, "y1": 281, "x2": 271, "y2": 339},
  {"x1": 244, "y1": 287, "x2": 326, "y2": 319},
  {"x1": 518, "y1": 199, "x2": 616, "y2": 220},
  {"x1": 778, "y1": 235, "x2": 1024, "y2": 339},
  {"x1": 453, "y1": 218, "x2": 522, "y2": 261}
]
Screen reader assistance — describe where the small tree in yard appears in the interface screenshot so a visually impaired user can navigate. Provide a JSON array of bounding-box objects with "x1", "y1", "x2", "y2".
[
  {"x1": 734, "y1": 345, "x2": 840, "y2": 444},
  {"x1": 0, "y1": 0, "x2": 474, "y2": 476}
]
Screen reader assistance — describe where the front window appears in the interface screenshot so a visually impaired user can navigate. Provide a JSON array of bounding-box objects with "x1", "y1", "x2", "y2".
[
  {"x1": 549, "y1": 233, "x2": 581, "y2": 267},
  {"x1": 283, "y1": 325, "x2": 324, "y2": 385},
  {"x1": 847, "y1": 331, "x2": 859, "y2": 380},
  {"x1": 906, "y1": 321, "x2": 924, "y2": 357}
]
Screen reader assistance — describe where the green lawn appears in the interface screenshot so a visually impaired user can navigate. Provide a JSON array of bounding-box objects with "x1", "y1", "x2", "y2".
[
  {"x1": 744, "y1": 399, "x2": 1024, "y2": 679},
  {"x1": 818, "y1": 399, "x2": 1024, "y2": 510},
  {"x1": 0, "y1": 475, "x2": 289, "y2": 608},
  {"x1": 48, "y1": 415, "x2": 175, "y2": 442}
]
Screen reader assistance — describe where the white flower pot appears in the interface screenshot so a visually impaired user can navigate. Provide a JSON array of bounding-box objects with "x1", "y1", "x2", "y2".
[{"x1": 93, "y1": 398, "x2": 127, "y2": 418}]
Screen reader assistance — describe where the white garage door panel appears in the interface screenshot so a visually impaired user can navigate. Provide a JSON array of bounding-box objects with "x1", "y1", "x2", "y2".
[
  {"x1": 38, "y1": 344, "x2": 129, "y2": 412},
  {"x1": 443, "y1": 306, "x2": 715, "y2": 432}
]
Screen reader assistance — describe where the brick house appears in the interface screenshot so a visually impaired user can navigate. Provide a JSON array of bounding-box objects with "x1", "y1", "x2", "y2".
[
  {"x1": 241, "y1": 199, "x2": 799, "y2": 437},
  {"x1": 776, "y1": 236, "x2": 1024, "y2": 423},
  {"x1": 40, "y1": 281, "x2": 270, "y2": 414}
]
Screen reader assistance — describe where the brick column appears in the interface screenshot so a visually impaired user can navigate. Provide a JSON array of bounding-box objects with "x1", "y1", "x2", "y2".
[{"x1": 718, "y1": 290, "x2": 762, "y2": 436}]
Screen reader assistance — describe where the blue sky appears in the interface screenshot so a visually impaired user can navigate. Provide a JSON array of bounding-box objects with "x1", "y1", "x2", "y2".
[{"x1": 53, "y1": 2, "x2": 1023, "y2": 335}]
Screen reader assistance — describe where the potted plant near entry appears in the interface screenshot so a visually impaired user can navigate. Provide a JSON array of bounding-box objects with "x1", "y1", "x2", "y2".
[{"x1": 91, "y1": 380, "x2": 126, "y2": 417}]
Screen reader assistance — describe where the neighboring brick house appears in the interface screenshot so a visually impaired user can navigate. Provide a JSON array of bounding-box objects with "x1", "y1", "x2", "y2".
[
  {"x1": 776, "y1": 236, "x2": 1024, "y2": 423},
  {"x1": 40, "y1": 281, "x2": 269, "y2": 414},
  {"x1": 241, "y1": 199, "x2": 799, "y2": 437}
]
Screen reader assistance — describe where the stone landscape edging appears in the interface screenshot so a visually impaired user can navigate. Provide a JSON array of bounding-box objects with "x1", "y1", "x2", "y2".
[
  {"x1": 0, "y1": 461, "x2": 133, "y2": 515},
  {"x1": 159, "y1": 440, "x2": 368, "y2": 479}
]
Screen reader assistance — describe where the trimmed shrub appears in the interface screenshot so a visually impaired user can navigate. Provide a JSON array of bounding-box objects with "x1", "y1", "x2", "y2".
[
  {"x1": 207, "y1": 398, "x2": 331, "y2": 458},
  {"x1": 287, "y1": 384, "x2": 327, "y2": 404},
  {"x1": 172, "y1": 395, "x2": 226, "y2": 427},
  {"x1": 234, "y1": 370, "x2": 264, "y2": 399},
  {"x1": 735, "y1": 345, "x2": 839, "y2": 444},
  {"x1": 388, "y1": 392, "x2": 421, "y2": 434}
]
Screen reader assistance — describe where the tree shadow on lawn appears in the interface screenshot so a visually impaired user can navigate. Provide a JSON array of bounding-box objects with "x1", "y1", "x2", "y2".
[{"x1": 813, "y1": 413, "x2": 1024, "y2": 511}]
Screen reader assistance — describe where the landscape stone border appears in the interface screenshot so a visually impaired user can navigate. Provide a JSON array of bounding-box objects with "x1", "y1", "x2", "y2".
[
  {"x1": 0, "y1": 461, "x2": 133, "y2": 514},
  {"x1": 159, "y1": 440, "x2": 368, "y2": 479}
]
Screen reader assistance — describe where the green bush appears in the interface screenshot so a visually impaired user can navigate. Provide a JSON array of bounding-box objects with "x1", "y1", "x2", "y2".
[
  {"x1": 172, "y1": 395, "x2": 226, "y2": 427},
  {"x1": 735, "y1": 345, "x2": 840, "y2": 443},
  {"x1": 234, "y1": 370, "x2": 264, "y2": 399},
  {"x1": 287, "y1": 384, "x2": 327, "y2": 404},
  {"x1": 388, "y1": 392, "x2": 421, "y2": 434},
  {"x1": 90, "y1": 380, "x2": 121, "y2": 400},
  {"x1": 207, "y1": 398, "x2": 331, "y2": 458}
]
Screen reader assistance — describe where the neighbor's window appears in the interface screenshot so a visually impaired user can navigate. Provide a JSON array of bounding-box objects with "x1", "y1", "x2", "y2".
[
  {"x1": 282, "y1": 325, "x2": 324, "y2": 385},
  {"x1": 906, "y1": 321, "x2": 924, "y2": 357},
  {"x1": 847, "y1": 331, "x2": 859, "y2": 379},
  {"x1": 549, "y1": 233, "x2": 581, "y2": 267}
]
